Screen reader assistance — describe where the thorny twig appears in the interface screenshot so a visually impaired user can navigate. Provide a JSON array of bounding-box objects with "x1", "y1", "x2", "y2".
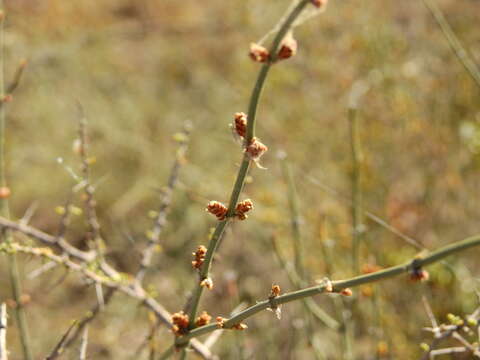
[
  {"x1": 0, "y1": 216, "x2": 96, "y2": 262},
  {"x1": 420, "y1": 302, "x2": 480, "y2": 360},
  {"x1": 0, "y1": 5, "x2": 32, "y2": 359},
  {"x1": 0, "y1": 239, "x2": 213, "y2": 359},
  {"x1": 77, "y1": 106, "x2": 102, "y2": 253},
  {"x1": 63, "y1": 288, "x2": 115, "y2": 350},
  {"x1": 79, "y1": 326, "x2": 88, "y2": 360},
  {"x1": 45, "y1": 320, "x2": 78, "y2": 360},
  {"x1": 137, "y1": 122, "x2": 191, "y2": 283}
]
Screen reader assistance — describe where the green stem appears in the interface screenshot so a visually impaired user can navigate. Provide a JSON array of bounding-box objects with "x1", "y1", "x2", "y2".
[
  {"x1": 347, "y1": 106, "x2": 361, "y2": 360},
  {"x1": 179, "y1": 349, "x2": 187, "y2": 360},
  {"x1": 271, "y1": 236, "x2": 340, "y2": 330},
  {"x1": 281, "y1": 160, "x2": 304, "y2": 280},
  {"x1": 348, "y1": 107, "x2": 361, "y2": 275},
  {"x1": 185, "y1": 0, "x2": 311, "y2": 330},
  {"x1": 422, "y1": 0, "x2": 480, "y2": 89},
  {"x1": 157, "y1": 345, "x2": 175, "y2": 360},
  {"x1": 245, "y1": 0, "x2": 310, "y2": 144},
  {"x1": 0, "y1": 4, "x2": 33, "y2": 360},
  {"x1": 176, "y1": 233, "x2": 480, "y2": 345}
]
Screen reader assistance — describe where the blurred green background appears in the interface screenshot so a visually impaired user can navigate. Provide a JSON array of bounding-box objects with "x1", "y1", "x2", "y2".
[{"x1": 1, "y1": 0, "x2": 479, "y2": 358}]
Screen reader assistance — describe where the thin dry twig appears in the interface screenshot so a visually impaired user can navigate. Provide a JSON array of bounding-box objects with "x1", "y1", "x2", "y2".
[
  {"x1": 79, "y1": 326, "x2": 88, "y2": 360},
  {"x1": 0, "y1": 303, "x2": 7, "y2": 360},
  {"x1": 422, "y1": 296, "x2": 438, "y2": 329},
  {"x1": 0, "y1": 216, "x2": 95, "y2": 262},
  {"x1": 64, "y1": 288, "x2": 115, "y2": 350},
  {"x1": 56, "y1": 191, "x2": 75, "y2": 242},
  {"x1": 45, "y1": 321, "x2": 78, "y2": 360},
  {"x1": 0, "y1": 239, "x2": 213, "y2": 359},
  {"x1": 19, "y1": 202, "x2": 38, "y2": 227},
  {"x1": 137, "y1": 122, "x2": 191, "y2": 283},
  {"x1": 429, "y1": 347, "x2": 471, "y2": 358},
  {"x1": 27, "y1": 261, "x2": 57, "y2": 279},
  {"x1": 76, "y1": 106, "x2": 102, "y2": 252},
  {"x1": 420, "y1": 304, "x2": 480, "y2": 360},
  {"x1": 0, "y1": 6, "x2": 32, "y2": 359},
  {"x1": 306, "y1": 175, "x2": 423, "y2": 249},
  {"x1": 421, "y1": 0, "x2": 480, "y2": 89},
  {"x1": 5, "y1": 59, "x2": 27, "y2": 95}
]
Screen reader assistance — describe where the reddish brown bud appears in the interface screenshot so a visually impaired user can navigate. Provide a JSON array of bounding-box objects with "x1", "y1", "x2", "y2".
[
  {"x1": 232, "y1": 323, "x2": 248, "y2": 330},
  {"x1": 0, "y1": 186, "x2": 11, "y2": 199},
  {"x1": 19, "y1": 294, "x2": 31, "y2": 306},
  {"x1": 192, "y1": 245, "x2": 207, "y2": 269},
  {"x1": 216, "y1": 316, "x2": 226, "y2": 328},
  {"x1": 245, "y1": 137, "x2": 268, "y2": 162},
  {"x1": 235, "y1": 199, "x2": 254, "y2": 220},
  {"x1": 277, "y1": 34, "x2": 297, "y2": 60},
  {"x1": 409, "y1": 268, "x2": 429, "y2": 282},
  {"x1": 195, "y1": 311, "x2": 212, "y2": 327},
  {"x1": 206, "y1": 201, "x2": 228, "y2": 221},
  {"x1": 340, "y1": 288, "x2": 353, "y2": 296},
  {"x1": 249, "y1": 43, "x2": 270, "y2": 63},
  {"x1": 171, "y1": 311, "x2": 190, "y2": 336},
  {"x1": 311, "y1": 0, "x2": 328, "y2": 8},
  {"x1": 233, "y1": 112, "x2": 247, "y2": 138},
  {"x1": 270, "y1": 284, "x2": 281, "y2": 298},
  {"x1": 2, "y1": 94, "x2": 13, "y2": 103}
]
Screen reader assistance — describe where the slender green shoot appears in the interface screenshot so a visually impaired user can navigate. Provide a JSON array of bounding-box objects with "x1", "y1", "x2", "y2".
[
  {"x1": 0, "y1": 4, "x2": 33, "y2": 360},
  {"x1": 348, "y1": 107, "x2": 362, "y2": 275},
  {"x1": 185, "y1": 0, "x2": 311, "y2": 335},
  {"x1": 422, "y1": 0, "x2": 480, "y2": 89},
  {"x1": 176, "y1": 233, "x2": 480, "y2": 345}
]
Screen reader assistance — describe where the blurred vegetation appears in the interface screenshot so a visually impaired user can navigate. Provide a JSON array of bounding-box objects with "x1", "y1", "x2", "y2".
[{"x1": 0, "y1": 0, "x2": 479, "y2": 358}]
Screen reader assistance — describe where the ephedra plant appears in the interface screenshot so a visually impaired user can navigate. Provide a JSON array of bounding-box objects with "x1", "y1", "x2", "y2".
[{"x1": 1, "y1": 0, "x2": 480, "y2": 359}]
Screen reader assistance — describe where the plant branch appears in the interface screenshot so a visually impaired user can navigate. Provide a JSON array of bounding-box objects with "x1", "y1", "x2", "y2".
[
  {"x1": 185, "y1": 0, "x2": 312, "y2": 333},
  {"x1": 0, "y1": 216, "x2": 96, "y2": 262},
  {"x1": 421, "y1": 0, "x2": 480, "y2": 89},
  {"x1": 63, "y1": 288, "x2": 115, "y2": 350},
  {"x1": 0, "y1": 5, "x2": 33, "y2": 359},
  {"x1": 45, "y1": 321, "x2": 78, "y2": 360},
  {"x1": 137, "y1": 123, "x2": 191, "y2": 283},
  {"x1": 271, "y1": 236, "x2": 340, "y2": 330},
  {"x1": 176, "y1": 233, "x2": 480, "y2": 345},
  {"x1": 0, "y1": 235, "x2": 213, "y2": 359},
  {"x1": 348, "y1": 107, "x2": 362, "y2": 275},
  {"x1": 79, "y1": 326, "x2": 88, "y2": 360},
  {"x1": 77, "y1": 107, "x2": 102, "y2": 254},
  {"x1": 0, "y1": 303, "x2": 6, "y2": 360}
]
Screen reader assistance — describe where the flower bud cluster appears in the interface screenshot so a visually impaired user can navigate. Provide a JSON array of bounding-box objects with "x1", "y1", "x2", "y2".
[
  {"x1": 235, "y1": 199, "x2": 254, "y2": 220},
  {"x1": 192, "y1": 245, "x2": 207, "y2": 269},
  {"x1": 171, "y1": 311, "x2": 189, "y2": 336},
  {"x1": 206, "y1": 201, "x2": 228, "y2": 221},
  {"x1": 195, "y1": 311, "x2": 212, "y2": 327}
]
